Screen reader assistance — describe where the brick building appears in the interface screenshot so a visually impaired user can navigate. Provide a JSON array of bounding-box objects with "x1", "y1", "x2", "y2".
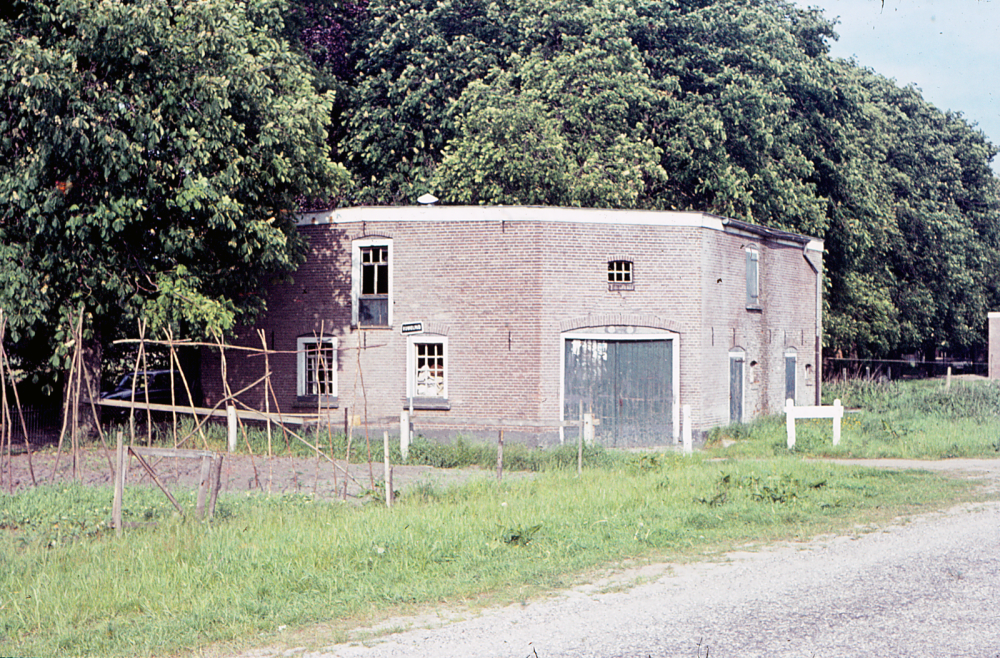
[{"x1": 202, "y1": 206, "x2": 824, "y2": 447}]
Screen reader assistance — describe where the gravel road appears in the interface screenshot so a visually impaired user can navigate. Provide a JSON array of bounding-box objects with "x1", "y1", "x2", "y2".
[{"x1": 240, "y1": 460, "x2": 1000, "y2": 658}]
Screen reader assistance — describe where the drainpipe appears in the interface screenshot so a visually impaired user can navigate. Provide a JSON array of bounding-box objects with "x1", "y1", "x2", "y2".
[{"x1": 803, "y1": 241, "x2": 824, "y2": 406}]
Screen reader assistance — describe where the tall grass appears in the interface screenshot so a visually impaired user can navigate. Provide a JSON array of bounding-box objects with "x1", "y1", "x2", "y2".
[
  {"x1": 0, "y1": 455, "x2": 974, "y2": 657},
  {"x1": 707, "y1": 378, "x2": 1000, "y2": 459}
]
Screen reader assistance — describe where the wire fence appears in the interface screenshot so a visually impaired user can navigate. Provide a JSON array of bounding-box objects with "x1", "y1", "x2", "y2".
[{"x1": 823, "y1": 357, "x2": 988, "y2": 383}]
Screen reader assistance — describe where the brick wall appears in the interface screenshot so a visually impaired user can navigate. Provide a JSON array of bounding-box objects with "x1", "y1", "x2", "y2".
[{"x1": 202, "y1": 208, "x2": 822, "y2": 445}]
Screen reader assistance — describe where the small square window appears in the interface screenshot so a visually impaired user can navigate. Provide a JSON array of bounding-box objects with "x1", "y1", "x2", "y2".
[
  {"x1": 297, "y1": 336, "x2": 338, "y2": 404},
  {"x1": 608, "y1": 260, "x2": 632, "y2": 283},
  {"x1": 608, "y1": 260, "x2": 634, "y2": 291}
]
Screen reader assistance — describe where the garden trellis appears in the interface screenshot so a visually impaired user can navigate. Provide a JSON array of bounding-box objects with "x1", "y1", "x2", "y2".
[{"x1": 0, "y1": 313, "x2": 394, "y2": 511}]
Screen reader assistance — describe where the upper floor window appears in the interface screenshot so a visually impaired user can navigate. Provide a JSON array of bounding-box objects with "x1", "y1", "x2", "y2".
[
  {"x1": 352, "y1": 238, "x2": 392, "y2": 327},
  {"x1": 745, "y1": 247, "x2": 760, "y2": 309},
  {"x1": 608, "y1": 260, "x2": 634, "y2": 291}
]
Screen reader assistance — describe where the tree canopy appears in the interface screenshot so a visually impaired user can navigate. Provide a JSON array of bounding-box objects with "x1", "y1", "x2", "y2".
[
  {"x1": 318, "y1": 0, "x2": 1000, "y2": 359},
  {"x1": 3, "y1": 0, "x2": 998, "y2": 370},
  {"x1": 0, "y1": 0, "x2": 347, "y2": 373}
]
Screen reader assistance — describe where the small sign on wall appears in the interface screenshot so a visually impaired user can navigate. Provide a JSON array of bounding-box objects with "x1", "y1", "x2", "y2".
[{"x1": 401, "y1": 321, "x2": 423, "y2": 334}]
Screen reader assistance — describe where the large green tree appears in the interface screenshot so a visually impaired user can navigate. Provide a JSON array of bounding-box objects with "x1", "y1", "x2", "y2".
[
  {"x1": 335, "y1": 0, "x2": 1000, "y2": 359},
  {"x1": 0, "y1": 0, "x2": 348, "y2": 374}
]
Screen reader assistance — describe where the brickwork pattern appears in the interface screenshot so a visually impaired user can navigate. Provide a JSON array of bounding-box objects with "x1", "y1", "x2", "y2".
[{"x1": 202, "y1": 213, "x2": 822, "y2": 444}]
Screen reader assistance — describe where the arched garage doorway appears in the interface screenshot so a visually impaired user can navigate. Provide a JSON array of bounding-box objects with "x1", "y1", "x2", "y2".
[{"x1": 561, "y1": 327, "x2": 679, "y2": 448}]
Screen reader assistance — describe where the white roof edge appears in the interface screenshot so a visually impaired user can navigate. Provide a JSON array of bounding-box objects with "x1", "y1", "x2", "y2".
[
  {"x1": 298, "y1": 206, "x2": 727, "y2": 230},
  {"x1": 297, "y1": 206, "x2": 823, "y2": 247}
]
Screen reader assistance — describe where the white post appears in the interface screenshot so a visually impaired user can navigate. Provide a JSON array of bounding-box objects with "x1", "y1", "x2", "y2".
[
  {"x1": 399, "y1": 410, "x2": 410, "y2": 462},
  {"x1": 383, "y1": 430, "x2": 392, "y2": 508},
  {"x1": 682, "y1": 404, "x2": 692, "y2": 455},
  {"x1": 113, "y1": 430, "x2": 125, "y2": 536},
  {"x1": 672, "y1": 399, "x2": 680, "y2": 444},
  {"x1": 833, "y1": 399, "x2": 843, "y2": 445},
  {"x1": 226, "y1": 405, "x2": 237, "y2": 452},
  {"x1": 785, "y1": 398, "x2": 796, "y2": 449},
  {"x1": 583, "y1": 413, "x2": 595, "y2": 444}
]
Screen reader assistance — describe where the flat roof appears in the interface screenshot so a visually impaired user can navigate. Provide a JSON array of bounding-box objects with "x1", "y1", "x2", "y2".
[{"x1": 298, "y1": 206, "x2": 823, "y2": 250}]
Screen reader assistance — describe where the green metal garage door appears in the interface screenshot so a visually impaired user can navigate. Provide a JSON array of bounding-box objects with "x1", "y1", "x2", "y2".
[{"x1": 564, "y1": 338, "x2": 673, "y2": 447}]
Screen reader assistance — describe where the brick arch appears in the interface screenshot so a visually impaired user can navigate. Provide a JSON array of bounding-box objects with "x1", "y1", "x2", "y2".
[
  {"x1": 559, "y1": 313, "x2": 681, "y2": 333},
  {"x1": 422, "y1": 321, "x2": 449, "y2": 336}
]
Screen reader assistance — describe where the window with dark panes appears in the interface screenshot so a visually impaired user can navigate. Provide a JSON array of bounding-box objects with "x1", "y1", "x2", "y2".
[
  {"x1": 608, "y1": 260, "x2": 632, "y2": 283},
  {"x1": 306, "y1": 342, "x2": 335, "y2": 396},
  {"x1": 360, "y1": 246, "x2": 389, "y2": 326}
]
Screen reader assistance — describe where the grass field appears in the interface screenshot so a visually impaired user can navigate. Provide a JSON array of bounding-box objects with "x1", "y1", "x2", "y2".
[
  {"x1": 706, "y1": 377, "x2": 1000, "y2": 459},
  {"x1": 2, "y1": 377, "x2": 998, "y2": 657}
]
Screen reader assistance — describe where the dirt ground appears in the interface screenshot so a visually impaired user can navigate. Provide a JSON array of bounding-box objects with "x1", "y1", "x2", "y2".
[{"x1": 0, "y1": 446, "x2": 512, "y2": 501}]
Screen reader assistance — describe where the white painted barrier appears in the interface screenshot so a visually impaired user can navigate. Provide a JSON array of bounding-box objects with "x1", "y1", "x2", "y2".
[
  {"x1": 682, "y1": 404, "x2": 692, "y2": 455},
  {"x1": 785, "y1": 398, "x2": 843, "y2": 449}
]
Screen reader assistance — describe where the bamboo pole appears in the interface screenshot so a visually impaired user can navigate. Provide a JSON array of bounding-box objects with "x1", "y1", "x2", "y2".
[
  {"x1": 50, "y1": 311, "x2": 82, "y2": 483},
  {"x1": 0, "y1": 311, "x2": 37, "y2": 486},
  {"x1": 314, "y1": 323, "x2": 326, "y2": 497},
  {"x1": 258, "y1": 330, "x2": 273, "y2": 493},
  {"x1": 343, "y1": 410, "x2": 353, "y2": 500},
  {"x1": 70, "y1": 312, "x2": 84, "y2": 478},
  {"x1": 128, "y1": 447, "x2": 184, "y2": 515},
  {"x1": 216, "y1": 334, "x2": 262, "y2": 491},
  {"x1": 1, "y1": 335, "x2": 10, "y2": 493},
  {"x1": 355, "y1": 333, "x2": 375, "y2": 491}
]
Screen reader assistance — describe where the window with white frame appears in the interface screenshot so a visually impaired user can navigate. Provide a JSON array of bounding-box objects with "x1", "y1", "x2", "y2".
[
  {"x1": 745, "y1": 247, "x2": 760, "y2": 309},
  {"x1": 407, "y1": 336, "x2": 448, "y2": 403},
  {"x1": 352, "y1": 238, "x2": 392, "y2": 327},
  {"x1": 297, "y1": 336, "x2": 337, "y2": 403}
]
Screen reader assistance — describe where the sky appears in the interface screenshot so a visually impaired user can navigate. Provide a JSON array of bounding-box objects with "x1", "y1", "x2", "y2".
[{"x1": 791, "y1": 0, "x2": 1000, "y2": 173}]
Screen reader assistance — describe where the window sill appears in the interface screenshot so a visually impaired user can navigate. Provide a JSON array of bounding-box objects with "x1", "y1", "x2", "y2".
[
  {"x1": 745, "y1": 305, "x2": 763, "y2": 312},
  {"x1": 295, "y1": 395, "x2": 339, "y2": 409},
  {"x1": 608, "y1": 283, "x2": 635, "y2": 292},
  {"x1": 403, "y1": 397, "x2": 450, "y2": 411}
]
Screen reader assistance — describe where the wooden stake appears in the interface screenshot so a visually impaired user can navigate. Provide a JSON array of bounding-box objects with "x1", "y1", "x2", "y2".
[
  {"x1": 195, "y1": 455, "x2": 212, "y2": 519},
  {"x1": 207, "y1": 454, "x2": 223, "y2": 519},
  {"x1": 343, "y1": 409, "x2": 353, "y2": 501},
  {"x1": 496, "y1": 429, "x2": 504, "y2": 483}
]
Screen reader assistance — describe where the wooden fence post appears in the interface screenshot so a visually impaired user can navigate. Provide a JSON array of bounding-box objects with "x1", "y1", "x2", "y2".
[{"x1": 496, "y1": 429, "x2": 504, "y2": 483}]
